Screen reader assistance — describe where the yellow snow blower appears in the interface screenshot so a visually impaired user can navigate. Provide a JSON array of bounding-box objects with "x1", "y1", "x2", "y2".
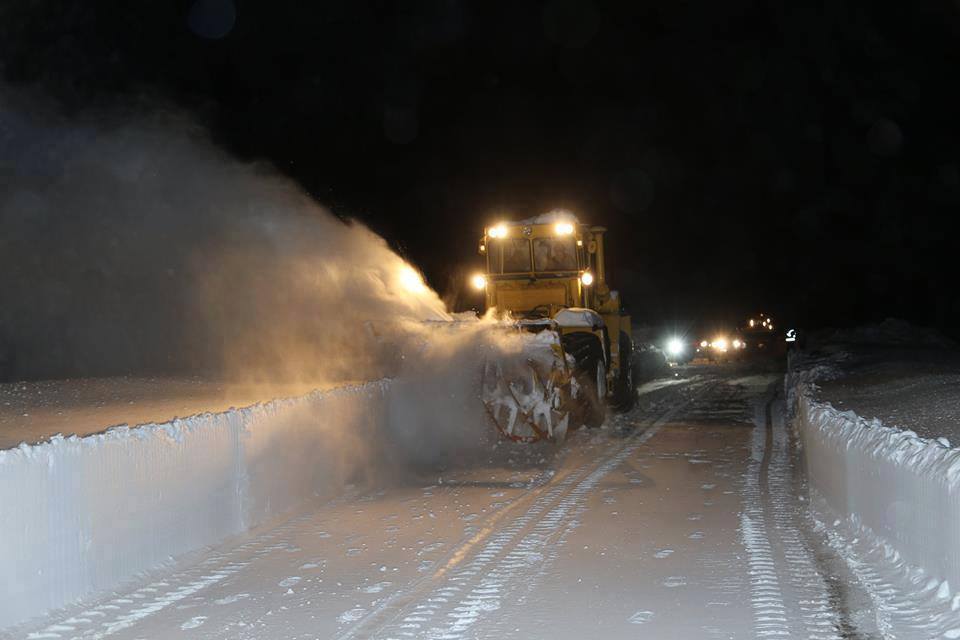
[{"x1": 471, "y1": 214, "x2": 636, "y2": 442}]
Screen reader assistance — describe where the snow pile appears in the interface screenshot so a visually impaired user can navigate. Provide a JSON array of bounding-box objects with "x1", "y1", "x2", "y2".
[
  {"x1": 516, "y1": 209, "x2": 581, "y2": 225},
  {"x1": 789, "y1": 358, "x2": 960, "y2": 636},
  {"x1": 820, "y1": 317, "x2": 954, "y2": 347},
  {"x1": 0, "y1": 382, "x2": 392, "y2": 629},
  {"x1": 0, "y1": 318, "x2": 540, "y2": 630}
]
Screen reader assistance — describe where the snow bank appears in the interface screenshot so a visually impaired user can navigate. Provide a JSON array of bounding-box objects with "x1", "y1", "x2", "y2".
[
  {"x1": 819, "y1": 317, "x2": 954, "y2": 347},
  {"x1": 0, "y1": 381, "x2": 390, "y2": 629},
  {"x1": 789, "y1": 361, "x2": 960, "y2": 619}
]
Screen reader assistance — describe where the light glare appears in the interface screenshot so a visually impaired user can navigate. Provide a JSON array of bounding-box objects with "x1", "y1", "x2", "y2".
[
  {"x1": 470, "y1": 273, "x2": 487, "y2": 290},
  {"x1": 400, "y1": 266, "x2": 427, "y2": 294},
  {"x1": 488, "y1": 224, "x2": 508, "y2": 238},
  {"x1": 667, "y1": 338, "x2": 684, "y2": 356},
  {"x1": 580, "y1": 271, "x2": 594, "y2": 286}
]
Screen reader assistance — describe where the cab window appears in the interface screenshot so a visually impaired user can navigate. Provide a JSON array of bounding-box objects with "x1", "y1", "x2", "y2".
[
  {"x1": 533, "y1": 237, "x2": 578, "y2": 272},
  {"x1": 487, "y1": 238, "x2": 532, "y2": 273}
]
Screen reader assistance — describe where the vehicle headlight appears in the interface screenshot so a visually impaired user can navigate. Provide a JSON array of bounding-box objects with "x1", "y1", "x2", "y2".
[
  {"x1": 470, "y1": 273, "x2": 487, "y2": 290},
  {"x1": 732, "y1": 339, "x2": 742, "y2": 349},
  {"x1": 554, "y1": 222, "x2": 574, "y2": 235},
  {"x1": 667, "y1": 338, "x2": 684, "y2": 356},
  {"x1": 712, "y1": 337, "x2": 728, "y2": 351},
  {"x1": 488, "y1": 224, "x2": 508, "y2": 238},
  {"x1": 580, "y1": 271, "x2": 594, "y2": 286},
  {"x1": 700, "y1": 340, "x2": 708, "y2": 348}
]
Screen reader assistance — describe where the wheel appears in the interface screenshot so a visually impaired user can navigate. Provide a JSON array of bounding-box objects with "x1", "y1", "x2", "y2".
[
  {"x1": 561, "y1": 332, "x2": 607, "y2": 428},
  {"x1": 612, "y1": 331, "x2": 636, "y2": 411}
]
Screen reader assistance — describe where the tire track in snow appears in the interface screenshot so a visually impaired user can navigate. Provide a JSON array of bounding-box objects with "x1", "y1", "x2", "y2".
[
  {"x1": 390, "y1": 426, "x2": 664, "y2": 640},
  {"x1": 20, "y1": 489, "x2": 366, "y2": 640},
  {"x1": 346, "y1": 380, "x2": 717, "y2": 640},
  {"x1": 740, "y1": 385, "x2": 843, "y2": 640}
]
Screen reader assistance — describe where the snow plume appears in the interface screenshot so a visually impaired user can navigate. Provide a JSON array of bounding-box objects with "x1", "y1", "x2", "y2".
[
  {"x1": 0, "y1": 88, "x2": 448, "y2": 383},
  {"x1": 384, "y1": 318, "x2": 525, "y2": 467}
]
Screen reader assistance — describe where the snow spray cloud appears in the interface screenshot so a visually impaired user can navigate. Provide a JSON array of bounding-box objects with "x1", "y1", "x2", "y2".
[
  {"x1": 0, "y1": 88, "x2": 533, "y2": 466},
  {"x1": 0, "y1": 89, "x2": 449, "y2": 383}
]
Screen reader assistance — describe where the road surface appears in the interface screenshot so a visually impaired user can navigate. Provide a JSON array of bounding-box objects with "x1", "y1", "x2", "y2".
[{"x1": 12, "y1": 366, "x2": 881, "y2": 639}]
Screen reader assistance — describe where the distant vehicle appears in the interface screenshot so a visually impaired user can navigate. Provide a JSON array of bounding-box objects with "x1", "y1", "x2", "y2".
[
  {"x1": 697, "y1": 332, "x2": 747, "y2": 362},
  {"x1": 664, "y1": 336, "x2": 696, "y2": 364},
  {"x1": 742, "y1": 313, "x2": 786, "y2": 357}
]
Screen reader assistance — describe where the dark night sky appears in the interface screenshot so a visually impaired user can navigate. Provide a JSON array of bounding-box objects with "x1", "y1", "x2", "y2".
[{"x1": 3, "y1": 0, "x2": 960, "y2": 335}]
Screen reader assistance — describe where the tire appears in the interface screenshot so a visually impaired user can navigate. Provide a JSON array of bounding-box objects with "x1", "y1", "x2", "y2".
[
  {"x1": 612, "y1": 331, "x2": 636, "y2": 411},
  {"x1": 561, "y1": 331, "x2": 607, "y2": 428}
]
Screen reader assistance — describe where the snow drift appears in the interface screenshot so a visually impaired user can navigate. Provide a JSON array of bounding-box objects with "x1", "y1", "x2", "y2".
[
  {"x1": 0, "y1": 382, "x2": 391, "y2": 629},
  {"x1": 788, "y1": 356, "x2": 960, "y2": 635},
  {"x1": 0, "y1": 317, "x2": 537, "y2": 630}
]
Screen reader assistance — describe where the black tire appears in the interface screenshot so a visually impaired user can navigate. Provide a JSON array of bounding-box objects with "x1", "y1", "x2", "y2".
[
  {"x1": 612, "y1": 331, "x2": 636, "y2": 411},
  {"x1": 561, "y1": 331, "x2": 607, "y2": 428}
]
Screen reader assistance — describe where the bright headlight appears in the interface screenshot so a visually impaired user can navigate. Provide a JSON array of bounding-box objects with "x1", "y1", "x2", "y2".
[
  {"x1": 712, "y1": 337, "x2": 728, "y2": 351},
  {"x1": 580, "y1": 271, "x2": 594, "y2": 286},
  {"x1": 488, "y1": 224, "x2": 508, "y2": 238},
  {"x1": 470, "y1": 273, "x2": 487, "y2": 290},
  {"x1": 733, "y1": 339, "x2": 743, "y2": 349},
  {"x1": 554, "y1": 222, "x2": 574, "y2": 235},
  {"x1": 667, "y1": 338, "x2": 684, "y2": 356}
]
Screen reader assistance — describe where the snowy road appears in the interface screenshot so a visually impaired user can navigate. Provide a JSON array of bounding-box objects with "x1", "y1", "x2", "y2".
[{"x1": 13, "y1": 367, "x2": 882, "y2": 639}]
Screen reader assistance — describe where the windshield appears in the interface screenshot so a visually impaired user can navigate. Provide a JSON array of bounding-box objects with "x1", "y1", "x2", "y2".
[
  {"x1": 533, "y1": 237, "x2": 578, "y2": 272},
  {"x1": 487, "y1": 238, "x2": 532, "y2": 273}
]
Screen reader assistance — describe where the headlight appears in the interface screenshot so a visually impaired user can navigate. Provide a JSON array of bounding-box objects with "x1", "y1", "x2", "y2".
[
  {"x1": 580, "y1": 272, "x2": 594, "y2": 286},
  {"x1": 732, "y1": 339, "x2": 742, "y2": 349},
  {"x1": 667, "y1": 338, "x2": 684, "y2": 356},
  {"x1": 712, "y1": 337, "x2": 728, "y2": 351},
  {"x1": 470, "y1": 273, "x2": 487, "y2": 290},
  {"x1": 554, "y1": 222, "x2": 574, "y2": 235},
  {"x1": 488, "y1": 224, "x2": 508, "y2": 238},
  {"x1": 700, "y1": 340, "x2": 708, "y2": 348}
]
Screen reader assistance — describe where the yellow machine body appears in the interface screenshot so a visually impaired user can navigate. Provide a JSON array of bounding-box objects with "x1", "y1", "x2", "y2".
[{"x1": 478, "y1": 220, "x2": 632, "y2": 399}]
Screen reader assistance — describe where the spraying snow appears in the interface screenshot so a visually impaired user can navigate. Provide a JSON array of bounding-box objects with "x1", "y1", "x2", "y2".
[{"x1": 0, "y1": 87, "x2": 449, "y2": 385}]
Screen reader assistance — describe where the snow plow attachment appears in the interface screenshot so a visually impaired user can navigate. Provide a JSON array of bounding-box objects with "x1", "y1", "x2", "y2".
[{"x1": 480, "y1": 332, "x2": 576, "y2": 443}]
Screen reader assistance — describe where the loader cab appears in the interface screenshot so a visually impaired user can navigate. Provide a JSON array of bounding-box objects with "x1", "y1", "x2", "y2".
[{"x1": 477, "y1": 219, "x2": 614, "y2": 318}]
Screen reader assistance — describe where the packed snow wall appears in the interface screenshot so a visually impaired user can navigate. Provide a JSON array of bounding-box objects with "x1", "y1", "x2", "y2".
[
  {"x1": 789, "y1": 373, "x2": 960, "y2": 593},
  {"x1": 0, "y1": 381, "x2": 391, "y2": 629}
]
